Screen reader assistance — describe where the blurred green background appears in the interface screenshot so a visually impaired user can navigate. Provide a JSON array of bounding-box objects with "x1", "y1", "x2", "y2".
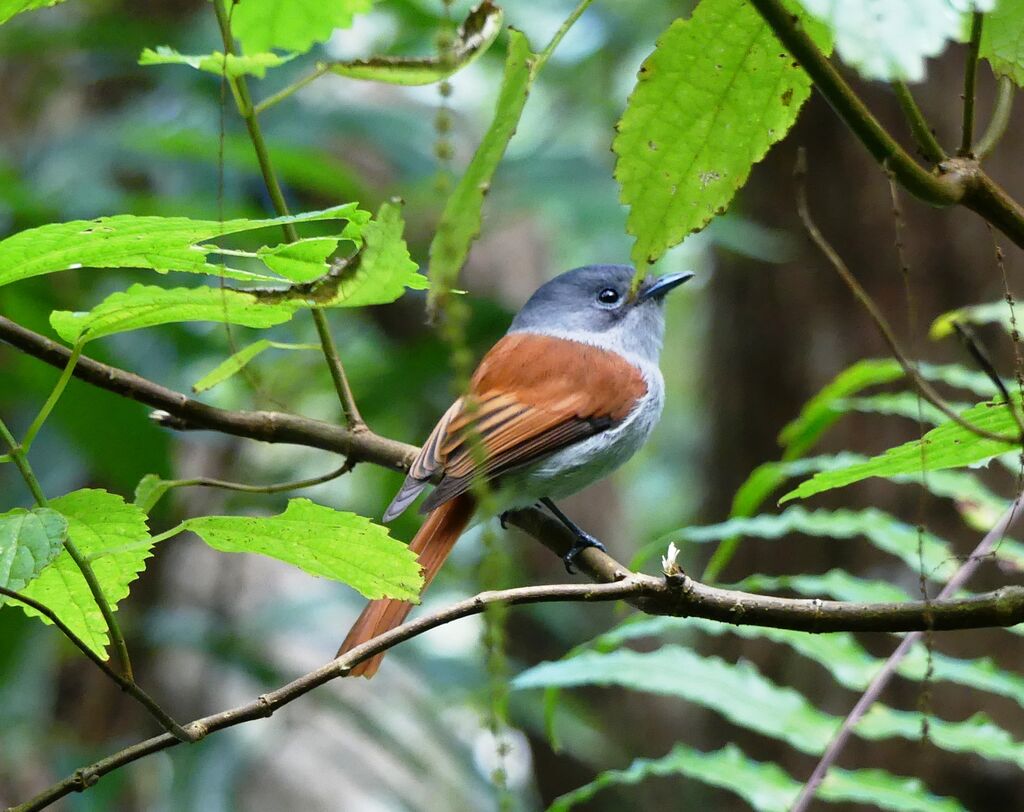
[{"x1": 2, "y1": 0, "x2": 1024, "y2": 810}]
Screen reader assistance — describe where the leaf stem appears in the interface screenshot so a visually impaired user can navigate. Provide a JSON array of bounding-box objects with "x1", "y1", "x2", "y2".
[
  {"x1": 531, "y1": 0, "x2": 595, "y2": 76},
  {"x1": 0, "y1": 415, "x2": 136, "y2": 681},
  {"x1": 253, "y1": 62, "x2": 329, "y2": 116},
  {"x1": 960, "y1": 11, "x2": 984, "y2": 156},
  {"x1": 891, "y1": 81, "x2": 946, "y2": 164},
  {"x1": 976, "y1": 76, "x2": 1015, "y2": 161},
  {"x1": 22, "y1": 341, "x2": 83, "y2": 451},
  {"x1": 212, "y1": 0, "x2": 363, "y2": 427},
  {"x1": 0, "y1": 586, "x2": 193, "y2": 742}
]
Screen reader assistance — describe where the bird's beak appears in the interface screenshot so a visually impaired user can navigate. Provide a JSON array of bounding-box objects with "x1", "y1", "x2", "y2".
[{"x1": 637, "y1": 272, "x2": 694, "y2": 303}]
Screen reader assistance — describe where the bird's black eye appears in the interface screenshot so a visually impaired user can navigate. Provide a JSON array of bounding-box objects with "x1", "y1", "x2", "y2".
[{"x1": 597, "y1": 288, "x2": 620, "y2": 305}]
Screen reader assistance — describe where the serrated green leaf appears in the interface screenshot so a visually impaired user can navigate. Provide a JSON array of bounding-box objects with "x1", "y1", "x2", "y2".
[
  {"x1": 615, "y1": 0, "x2": 830, "y2": 267},
  {"x1": 133, "y1": 474, "x2": 175, "y2": 514},
  {"x1": 428, "y1": 30, "x2": 533, "y2": 298},
  {"x1": 0, "y1": 507, "x2": 67, "y2": 595},
  {"x1": 680, "y1": 506, "x2": 957, "y2": 580},
  {"x1": 50, "y1": 284, "x2": 302, "y2": 344},
  {"x1": 258, "y1": 237, "x2": 339, "y2": 283},
  {"x1": 781, "y1": 397, "x2": 1021, "y2": 503},
  {"x1": 325, "y1": 201, "x2": 426, "y2": 307},
  {"x1": 192, "y1": 340, "x2": 320, "y2": 394},
  {"x1": 232, "y1": 0, "x2": 372, "y2": 54},
  {"x1": 731, "y1": 569, "x2": 912, "y2": 603},
  {"x1": 0, "y1": 203, "x2": 368, "y2": 288},
  {"x1": 328, "y1": 1, "x2": 502, "y2": 85},
  {"x1": 980, "y1": 0, "x2": 1024, "y2": 86},
  {"x1": 0, "y1": 0, "x2": 65, "y2": 25},
  {"x1": 183, "y1": 498, "x2": 422, "y2": 600},
  {"x1": 930, "y1": 299, "x2": 1019, "y2": 338},
  {"x1": 139, "y1": 46, "x2": 296, "y2": 78},
  {"x1": 549, "y1": 742, "x2": 963, "y2": 812},
  {"x1": 20, "y1": 490, "x2": 151, "y2": 656},
  {"x1": 798, "y1": 0, "x2": 992, "y2": 82}
]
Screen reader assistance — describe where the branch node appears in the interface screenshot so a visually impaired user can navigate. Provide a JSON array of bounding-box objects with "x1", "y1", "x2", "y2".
[{"x1": 256, "y1": 694, "x2": 274, "y2": 718}]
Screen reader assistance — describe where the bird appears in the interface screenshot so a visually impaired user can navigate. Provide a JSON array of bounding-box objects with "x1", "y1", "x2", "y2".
[{"x1": 338, "y1": 264, "x2": 693, "y2": 677}]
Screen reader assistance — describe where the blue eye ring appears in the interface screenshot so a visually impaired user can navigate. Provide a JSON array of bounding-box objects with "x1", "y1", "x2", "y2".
[{"x1": 597, "y1": 288, "x2": 620, "y2": 305}]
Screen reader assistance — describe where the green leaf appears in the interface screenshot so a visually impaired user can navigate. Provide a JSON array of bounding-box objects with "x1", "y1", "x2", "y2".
[
  {"x1": 428, "y1": 30, "x2": 533, "y2": 298},
  {"x1": 781, "y1": 397, "x2": 1021, "y2": 503},
  {"x1": 549, "y1": 743, "x2": 963, "y2": 812},
  {"x1": 138, "y1": 46, "x2": 296, "y2": 78},
  {"x1": 778, "y1": 359, "x2": 903, "y2": 457},
  {"x1": 183, "y1": 498, "x2": 422, "y2": 600},
  {"x1": 0, "y1": 507, "x2": 67, "y2": 595},
  {"x1": 50, "y1": 284, "x2": 302, "y2": 344},
  {"x1": 133, "y1": 474, "x2": 176, "y2": 514},
  {"x1": 192, "y1": 340, "x2": 320, "y2": 394},
  {"x1": 326, "y1": 201, "x2": 426, "y2": 307},
  {"x1": 20, "y1": 490, "x2": 151, "y2": 656},
  {"x1": 232, "y1": 0, "x2": 372, "y2": 55},
  {"x1": 980, "y1": 0, "x2": 1024, "y2": 86},
  {"x1": 680, "y1": 506, "x2": 958, "y2": 580},
  {"x1": 0, "y1": 203, "x2": 368, "y2": 288},
  {"x1": 930, "y1": 299, "x2": 1019, "y2": 338},
  {"x1": 258, "y1": 237, "x2": 339, "y2": 283},
  {"x1": 732, "y1": 569, "x2": 912, "y2": 603},
  {"x1": 328, "y1": 1, "x2": 503, "y2": 85},
  {"x1": 798, "y1": 0, "x2": 992, "y2": 82},
  {"x1": 0, "y1": 0, "x2": 65, "y2": 26},
  {"x1": 614, "y1": 0, "x2": 830, "y2": 267}
]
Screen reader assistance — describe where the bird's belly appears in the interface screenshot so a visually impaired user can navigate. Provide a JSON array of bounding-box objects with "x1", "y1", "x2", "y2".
[{"x1": 497, "y1": 384, "x2": 663, "y2": 510}]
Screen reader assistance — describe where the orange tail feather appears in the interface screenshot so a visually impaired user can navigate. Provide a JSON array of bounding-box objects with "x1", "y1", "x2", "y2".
[{"x1": 338, "y1": 495, "x2": 474, "y2": 678}]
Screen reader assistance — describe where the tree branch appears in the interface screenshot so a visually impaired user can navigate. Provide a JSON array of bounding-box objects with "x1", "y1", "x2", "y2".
[
  {"x1": 746, "y1": 0, "x2": 1024, "y2": 251},
  {"x1": 891, "y1": 81, "x2": 946, "y2": 164}
]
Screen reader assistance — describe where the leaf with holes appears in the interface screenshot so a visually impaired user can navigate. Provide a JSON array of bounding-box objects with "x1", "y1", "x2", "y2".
[
  {"x1": 614, "y1": 0, "x2": 830, "y2": 267},
  {"x1": 183, "y1": 498, "x2": 422, "y2": 600},
  {"x1": 139, "y1": 46, "x2": 296, "y2": 78},
  {"x1": 258, "y1": 238, "x2": 340, "y2": 283},
  {"x1": 0, "y1": 507, "x2": 67, "y2": 596},
  {"x1": 19, "y1": 490, "x2": 152, "y2": 656},
  {"x1": 0, "y1": 203, "x2": 368, "y2": 287},
  {"x1": 50, "y1": 284, "x2": 303, "y2": 344}
]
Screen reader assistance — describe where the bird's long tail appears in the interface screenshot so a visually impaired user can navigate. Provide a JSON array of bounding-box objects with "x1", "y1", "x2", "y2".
[{"x1": 337, "y1": 494, "x2": 475, "y2": 678}]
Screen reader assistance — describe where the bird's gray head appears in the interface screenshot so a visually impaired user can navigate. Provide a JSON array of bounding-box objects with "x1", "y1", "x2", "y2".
[{"x1": 508, "y1": 264, "x2": 693, "y2": 364}]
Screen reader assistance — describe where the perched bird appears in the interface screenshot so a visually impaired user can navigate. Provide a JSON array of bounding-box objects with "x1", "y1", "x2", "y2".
[{"x1": 338, "y1": 264, "x2": 692, "y2": 676}]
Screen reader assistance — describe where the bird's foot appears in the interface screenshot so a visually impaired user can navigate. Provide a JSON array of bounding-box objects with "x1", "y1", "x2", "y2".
[{"x1": 563, "y1": 532, "x2": 606, "y2": 574}]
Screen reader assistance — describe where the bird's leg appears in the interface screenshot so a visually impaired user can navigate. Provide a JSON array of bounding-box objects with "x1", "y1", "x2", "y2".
[{"x1": 540, "y1": 498, "x2": 606, "y2": 574}]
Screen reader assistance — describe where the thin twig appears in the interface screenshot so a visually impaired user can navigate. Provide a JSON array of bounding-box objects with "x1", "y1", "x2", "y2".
[
  {"x1": 0, "y1": 416, "x2": 136, "y2": 681},
  {"x1": 169, "y1": 461, "x2": 355, "y2": 496},
  {"x1": 960, "y1": 12, "x2": 984, "y2": 156},
  {"x1": 212, "y1": 0, "x2": 363, "y2": 427},
  {"x1": 891, "y1": 81, "x2": 946, "y2": 164},
  {"x1": 531, "y1": 0, "x2": 595, "y2": 76},
  {"x1": 253, "y1": 63, "x2": 329, "y2": 116},
  {"x1": 0, "y1": 587, "x2": 193, "y2": 742},
  {"x1": 790, "y1": 491, "x2": 1024, "y2": 812},
  {"x1": 22, "y1": 342, "x2": 83, "y2": 451},
  {"x1": 976, "y1": 76, "x2": 1014, "y2": 161},
  {"x1": 794, "y1": 151, "x2": 1019, "y2": 445}
]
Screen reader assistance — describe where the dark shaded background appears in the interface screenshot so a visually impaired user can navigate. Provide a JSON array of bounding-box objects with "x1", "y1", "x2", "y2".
[{"x1": 1, "y1": 1, "x2": 1023, "y2": 809}]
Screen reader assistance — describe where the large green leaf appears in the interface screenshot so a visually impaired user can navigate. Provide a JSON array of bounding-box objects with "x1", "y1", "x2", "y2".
[
  {"x1": 798, "y1": 0, "x2": 992, "y2": 82},
  {"x1": 0, "y1": 203, "x2": 367, "y2": 287},
  {"x1": 50, "y1": 284, "x2": 302, "y2": 344},
  {"x1": 328, "y1": 1, "x2": 502, "y2": 86},
  {"x1": 324, "y1": 201, "x2": 426, "y2": 307},
  {"x1": 19, "y1": 490, "x2": 152, "y2": 656},
  {"x1": 232, "y1": 0, "x2": 372, "y2": 54},
  {"x1": 183, "y1": 498, "x2": 422, "y2": 601},
  {"x1": 614, "y1": 0, "x2": 829, "y2": 267},
  {"x1": 0, "y1": 0, "x2": 65, "y2": 25},
  {"x1": 549, "y1": 743, "x2": 963, "y2": 812},
  {"x1": 139, "y1": 46, "x2": 296, "y2": 79},
  {"x1": 427, "y1": 29, "x2": 533, "y2": 299},
  {"x1": 781, "y1": 397, "x2": 1021, "y2": 503},
  {"x1": 980, "y1": 0, "x2": 1024, "y2": 86},
  {"x1": 0, "y1": 507, "x2": 67, "y2": 595}
]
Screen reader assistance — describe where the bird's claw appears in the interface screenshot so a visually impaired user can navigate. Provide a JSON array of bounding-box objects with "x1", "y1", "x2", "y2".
[
  {"x1": 499, "y1": 511, "x2": 511, "y2": 530},
  {"x1": 563, "y1": 533, "x2": 606, "y2": 574}
]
